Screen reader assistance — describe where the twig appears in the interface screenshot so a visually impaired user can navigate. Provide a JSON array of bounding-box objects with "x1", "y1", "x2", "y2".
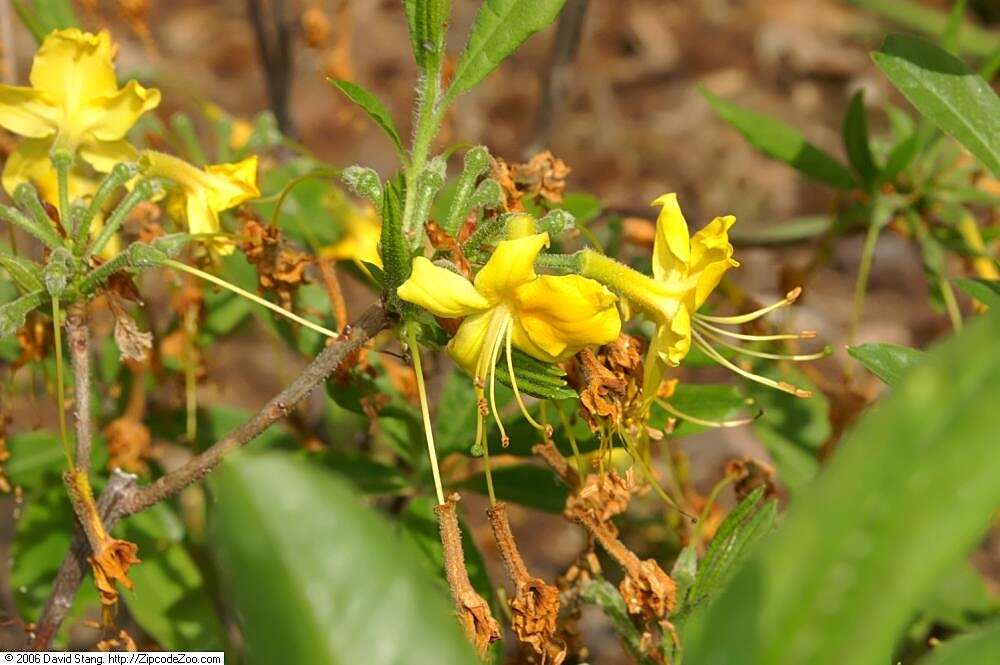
[
  {"x1": 526, "y1": 0, "x2": 589, "y2": 156},
  {"x1": 31, "y1": 470, "x2": 138, "y2": 650},
  {"x1": 247, "y1": 0, "x2": 295, "y2": 135},
  {"x1": 31, "y1": 301, "x2": 394, "y2": 649},
  {"x1": 66, "y1": 304, "x2": 92, "y2": 473}
]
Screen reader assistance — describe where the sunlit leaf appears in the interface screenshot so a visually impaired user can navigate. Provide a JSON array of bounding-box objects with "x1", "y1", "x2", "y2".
[
  {"x1": 848, "y1": 342, "x2": 926, "y2": 387},
  {"x1": 328, "y1": 79, "x2": 405, "y2": 156},
  {"x1": 873, "y1": 35, "x2": 1000, "y2": 177}
]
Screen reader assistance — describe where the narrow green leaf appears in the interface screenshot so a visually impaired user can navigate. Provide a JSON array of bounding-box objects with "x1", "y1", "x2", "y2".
[
  {"x1": 917, "y1": 621, "x2": 1000, "y2": 665},
  {"x1": 379, "y1": 174, "x2": 413, "y2": 314},
  {"x1": 873, "y1": 35, "x2": 1000, "y2": 177},
  {"x1": 446, "y1": 0, "x2": 567, "y2": 102},
  {"x1": 848, "y1": 342, "x2": 926, "y2": 386},
  {"x1": 883, "y1": 132, "x2": 920, "y2": 181},
  {"x1": 917, "y1": 560, "x2": 999, "y2": 631},
  {"x1": 328, "y1": 79, "x2": 405, "y2": 155},
  {"x1": 729, "y1": 216, "x2": 833, "y2": 245},
  {"x1": 679, "y1": 488, "x2": 776, "y2": 620},
  {"x1": 845, "y1": 0, "x2": 999, "y2": 59},
  {"x1": 702, "y1": 89, "x2": 857, "y2": 189},
  {"x1": 941, "y1": 0, "x2": 968, "y2": 54},
  {"x1": 403, "y1": 0, "x2": 451, "y2": 74},
  {"x1": 955, "y1": 278, "x2": 1000, "y2": 307},
  {"x1": 843, "y1": 90, "x2": 879, "y2": 185},
  {"x1": 684, "y1": 309, "x2": 1000, "y2": 665},
  {"x1": 208, "y1": 452, "x2": 478, "y2": 665}
]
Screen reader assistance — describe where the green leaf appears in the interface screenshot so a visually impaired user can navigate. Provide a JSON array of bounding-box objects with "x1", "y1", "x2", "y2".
[
  {"x1": 917, "y1": 621, "x2": 1000, "y2": 665},
  {"x1": 873, "y1": 35, "x2": 1000, "y2": 177},
  {"x1": 955, "y1": 278, "x2": 1000, "y2": 307},
  {"x1": 917, "y1": 561, "x2": 999, "y2": 631},
  {"x1": 328, "y1": 79, "x2": 405, "y2": 156},
  {"x1": 843, "y1": 90, "x2": 879, "y2": 185},
  {"x1": 684, "y1": 309, "x2": 1000, "y2": 665},
  {"x1": 883, "y1": 132, "x2": 920, "y2": 181},
  {"x1": 434, "y1": 369, "x2": 480, "y2": 456},
  {"x1": 702, "y1": 89, "x2": 856, "y2": 189},
  {"x1": 729, "y1": 215, "x2": 833, "y2": 245},
  {"x1": 848, "y1": 342, "x2": 926, "y2": 386},
  {"x1": 676, "y1": 488, "x2": 777, "y2": 622},
  {"x1": 403, "y1": 0, "x2": 451, "y2": 74},
  {"x1": 380, "y1": 174, "x2": 413, "y2": 315},
  {"x1": 117, "y1": 506, "x2": 229, "y2": 652},
  {"x1": 941, "y1": 0, "x2": 967, "y2": 55},
  {"x1": 319, "y1": 449, "x2": 411, "y2": 494},
  {"x1": 11, "y1": 0, "x2": 78, "y2": 42},
  {"x1": 446, "y1": 0, "x2": 567, "y2": 102},
  {"x1": 208, "y1": 452, "x2": 478, "y2": 665},
  {"x1": 461, "y1": 464, "x2": 568, "y2": 513}
]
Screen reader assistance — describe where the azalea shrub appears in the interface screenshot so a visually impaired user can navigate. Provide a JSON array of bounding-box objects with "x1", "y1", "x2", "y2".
[{"x1": 1, "y1": 1, "x2": 1000, "y2": 664}]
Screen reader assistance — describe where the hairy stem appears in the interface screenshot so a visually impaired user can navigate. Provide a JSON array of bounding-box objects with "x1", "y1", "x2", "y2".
[{"x1": 66, "y1": 303, "x2": 92, "y2": 473}]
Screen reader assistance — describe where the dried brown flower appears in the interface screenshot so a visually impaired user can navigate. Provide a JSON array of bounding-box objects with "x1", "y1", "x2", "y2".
[
  {"x1": 725, "y1": 457, "x2": 777, "y2": 500},
  {"x1": 564, "y1": 471, "x2": 632, "y2": 527},
  {"x1": 104, "y1": 418, "x2": 153, "y2": 474},
  {"x1": 568, "y1": 334, "x2": 645, "y2": 433},
  {"x1": 436, "y1": 494, "x2": 501, "y2": 658},
  {"x1": 619, "y1": 558, "x2": 677, "y2": 623},
  {"x1": 492, "y1": 150, "x2": 571, "y2": 212},
  {"x1": 112, "y1": 309, "x2": 153, "y2": 362},
  {"x1": 240, "y1": 218, "x2": 312, "y2": 309},
  {"x1": 90, "y1": 538, "x2": 141, "y2": 606},
  {"x1": 488, "y1": 502, "x2": 566, "y2": 664},
  {"x1": 301, "y1": 6, "x2": 332, "y2": 48}
]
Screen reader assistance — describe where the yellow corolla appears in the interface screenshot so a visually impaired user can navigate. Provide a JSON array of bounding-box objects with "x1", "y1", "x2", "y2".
[
  {"x1": 581, "y1": 193, "x2": 821, "y2": 399},
  {"x1": 399, "y1": 231, "x2": 620, "y2": 443},
  {"x1": 140, "y1": 151, "x2": 259, "y2": 253},
  {"x1": 0, "y1": 29, "x2": 160, "y2": 198},
  {"x1": 321, "y1": 205, "x2": 383, "y2": 270}
]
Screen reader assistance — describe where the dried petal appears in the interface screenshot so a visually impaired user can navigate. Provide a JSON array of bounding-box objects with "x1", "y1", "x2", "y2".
[
  {"x1": 90, "y1": 538, "x2": 141, "y2": 606},
  {"x1": 113, "y1": 311, "x2": 153, "y2": 362}
]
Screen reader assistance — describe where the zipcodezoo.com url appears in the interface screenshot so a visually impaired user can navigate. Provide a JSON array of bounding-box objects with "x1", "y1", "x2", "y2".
[{"x1": 4, "y1": 653, "x2": 224, "y2": 664}]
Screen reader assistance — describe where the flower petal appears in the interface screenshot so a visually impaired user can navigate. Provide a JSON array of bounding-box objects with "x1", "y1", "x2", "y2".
[
  {"x1": 688, "y1": 215, "x2": 739, "y2": 309},
  {"x1": 473, "y1": 232, "x2": 549, "y2": 301},
  {"x1": 204, "y1": 156, "x2": 260, "y2": 210},
  {"x1": 79, "y1": 138, "x2": 138, "y2": 173},
  {"x1": 511, "y1": 274, "x2": 621, "y2": 362},
  {"x1": 653, "y1": 303, "x2": 692, "y2": 367},
  {"x1": 29, "y1": 29, "x2": 118, "y2": 106},
  {"x1": 397, "y1": 257, "x2": 491, "y2": 318},
  {"x1": 0, "y1": 84, "x2": 58, "y2": 138},
  {"x1": 446, "y1": 310, "x2": 496, "y2": 376},
  {"x1": 1, "y1": 137, "x2": 97, "y2": 203},
  {"x1": 184, "y1": 188, "x2": 220, "y2": 236},
  {"x1": 651, "y1": 193, "x2": 690, "y2": 283},
  {"x1": 84, "y1": 80, "x2": 161, "y2": 141}
]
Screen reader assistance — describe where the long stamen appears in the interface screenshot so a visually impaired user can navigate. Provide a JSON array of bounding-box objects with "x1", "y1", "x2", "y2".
[
  {"x1": 695, "y1": 287, "x2": 801, "y2": 325},
  {"x1": 695, "y1": 318, "x2": 815, "y2": 342},
  {"x1": 407, "y1": 322, "x2": 446, "y2": 505},
  {"x1": 504, "y1": 323, "x2": 544, "y2": 430},
  {"x1": 487, "y1": 318, "x2": 510, "y2": 447},
  {"x1": 655, "y1": 397, "x2": 761, "y2": 429},
  {"x1": 696, "y1": 325, "x2": 830, "y2": 362},
  {"x1": 692, "y1": 329, "x2": 812, "y2": 398}
]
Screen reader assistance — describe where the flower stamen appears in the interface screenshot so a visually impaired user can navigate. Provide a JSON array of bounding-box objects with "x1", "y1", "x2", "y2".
[
  {"x1": 696, "y1": 326, "x2": 830, "y2": 362},
  {"x1": 694, "y1": 318, "x2": 814, "y2": 342},
  {"x1": 655, "y1": 398, "x2": 761, "y2": 429},
  {"x1": 695, "y1": 288, "x2": 801, "y2": 325},
  {"x1": 692, "y1": 329, "x2": 812, "y2": 398},
  {"x1": 504, "y1": 323, "x2": 544, "y2": 431}
]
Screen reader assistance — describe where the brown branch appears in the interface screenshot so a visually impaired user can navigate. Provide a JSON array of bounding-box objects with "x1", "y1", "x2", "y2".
[
  {"x1": 31, "y1": 301, "x2": 394, "y2": 650},
  {"x1": 526, "y1": 0, "x2": 589, "y2": 156},
  {"x1": 65, "y1": 303, "x2": 92, "y2": 473}
]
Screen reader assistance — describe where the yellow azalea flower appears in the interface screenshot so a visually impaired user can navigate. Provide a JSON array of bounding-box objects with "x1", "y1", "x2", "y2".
[
  {"x1": 580, "y1": 193, "x2": 823, "y2": 399},
  {"x1": 140, "y1": 151, "x2": 259, "y2": 255},
  {"x1": 0, "y1": 29, "x2": 160, "y2": 198},
  {"x1": 321, "y1": 204, "x2": 383, "y2": 270},
  {"x1": 398, "y1": 231, "x2": 621, "y2": 444}
]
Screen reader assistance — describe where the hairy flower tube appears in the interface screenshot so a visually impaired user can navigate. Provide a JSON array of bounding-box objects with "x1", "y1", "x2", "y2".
[
  {"x1": 140, "y1": 151, "x2": 259, "y2": 254},
  {"x1": 398, "y1": 229, "x2": 621, "y2": 447},
  {"x1": 579, "y1": 193, "x2": 824, "y2": 400},
  {"x1": 0, "y1": 29, "x2": 160, "y2": 203}
]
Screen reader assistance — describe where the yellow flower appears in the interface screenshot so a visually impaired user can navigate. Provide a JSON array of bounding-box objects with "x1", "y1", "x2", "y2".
[
  {"x1": 321, "y1": 204, "x2": 383, "y2": 270},
  {"x1": 398, "y1": 231, "x2": 620, "y2": 444},
  {"x1": 581, "y1": 193, "x2": 821, "y2": 399},
  {"x1": 140, "y1": 151, "x2": 259, "y2": 254},
  {"x1": 0, "y1": 29, "x2": 160, "y2": 198}
]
